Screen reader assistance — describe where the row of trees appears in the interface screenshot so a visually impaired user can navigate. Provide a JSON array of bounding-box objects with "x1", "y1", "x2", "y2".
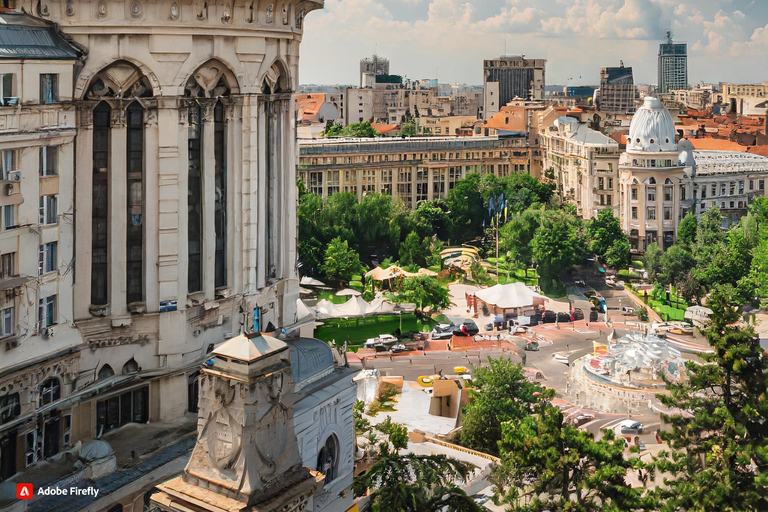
[
  {"x1": 455, "y1": 288, "x2": 768, "y2": 511},
  {"x1": 644, "y1": 198, "x2": 768, "y2": 305},
  {"x1": 299, "y1": 172, "x2": 631, "y2": 289}
]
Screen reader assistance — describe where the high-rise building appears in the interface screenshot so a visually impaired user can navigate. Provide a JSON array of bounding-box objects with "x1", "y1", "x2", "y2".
[
  {"x1": 359, "y1": 54, "x2": 390, "y2": 87},
  {"x1": 483, "y1": 56, "x2": 546, "y2": 118},
  {"x1": 597, "y1": 62, "x2": 636, "y2": 114},
  {"x1": 658, "y1": 31, "x2": 688, "y2": 93}
]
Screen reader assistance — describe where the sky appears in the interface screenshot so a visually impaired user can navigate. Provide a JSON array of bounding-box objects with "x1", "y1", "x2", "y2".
[{"x1": 299, "y1": 0, "x2": 768, "y2": 87}]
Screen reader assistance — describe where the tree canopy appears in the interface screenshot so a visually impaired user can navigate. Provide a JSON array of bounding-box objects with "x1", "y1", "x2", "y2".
[{"x1": 319, "y1": 237, "x2": 365, "y2": 284}]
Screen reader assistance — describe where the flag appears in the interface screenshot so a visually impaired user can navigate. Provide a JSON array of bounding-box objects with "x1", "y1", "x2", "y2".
[
  {"x1": 504, "y1": 205, "x2": 508, "y2": 222},
  {"x1": 488, "y1": 195, "x2": 496, "y2": 218},
  {"x1": 498, "y1": 193, "x2": 505, "y2": 215}
]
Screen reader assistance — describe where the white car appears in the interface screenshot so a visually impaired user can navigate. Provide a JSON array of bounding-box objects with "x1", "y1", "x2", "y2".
[
  {"x1": 363, "y1": 334, "x2": 398, "y2": 348},
  {"x1": 553, "y1": 353, "x2": 570, "y2": 365},
  {"x1": 605, "y1": 277, "x2": 616, "y2": 286}
]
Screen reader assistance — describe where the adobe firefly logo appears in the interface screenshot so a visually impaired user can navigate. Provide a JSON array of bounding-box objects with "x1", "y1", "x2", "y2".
[{"x1": 17, "y1": 483, "x2": 33, "y2": 499}]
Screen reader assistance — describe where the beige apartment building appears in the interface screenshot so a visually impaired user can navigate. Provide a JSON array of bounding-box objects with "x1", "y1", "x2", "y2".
[
  {"x1": 538, "y1": 107, "x2": 621, "y2": 220},
  {"x1": 722, "y1": 82, "x2": 768, "y2": 115},
  {"x1": 0, "y1": 0, "x2": 323, "y2": 505},
  {"x1": 298, "y1": 136, "x2": 534, "y2": 208}
]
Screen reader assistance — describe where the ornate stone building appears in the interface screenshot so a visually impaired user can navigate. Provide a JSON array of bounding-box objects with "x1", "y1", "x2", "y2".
[
  {"x1": 0, "y1": 0, "x2": 327, "y2": 500},
  {"x1": 619, "y1": 97, "x2": 768, "y2": 252}
]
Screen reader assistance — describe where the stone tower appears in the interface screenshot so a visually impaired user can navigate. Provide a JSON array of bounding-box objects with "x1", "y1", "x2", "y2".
[{"x1": 151, "y1": 332, "x2": 320, "y2": 511}]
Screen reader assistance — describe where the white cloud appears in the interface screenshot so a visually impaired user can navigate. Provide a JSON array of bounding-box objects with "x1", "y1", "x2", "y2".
[{"x1": 299, "y1": 0, "x2": 768, "y2": 86}]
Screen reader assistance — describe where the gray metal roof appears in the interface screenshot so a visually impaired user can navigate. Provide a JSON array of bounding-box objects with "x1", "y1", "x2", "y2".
[
  {"x1": 0, "y1": 11, "x2": 81, "y2": 60},
  {"x1": 287, "y1": 337, "x2": 334, "y2": 383}
]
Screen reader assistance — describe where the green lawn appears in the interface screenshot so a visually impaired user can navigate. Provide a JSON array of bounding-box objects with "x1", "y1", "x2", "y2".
[
  {"x1": 648, "y1": 300, "x2": 687, "y2": 321},
  {"x1": 314, "y1": 313, "x2": 434, "y2": 345}
]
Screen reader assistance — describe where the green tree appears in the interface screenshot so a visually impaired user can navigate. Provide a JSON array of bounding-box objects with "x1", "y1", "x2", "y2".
[
  {"x1": 354, "y1": 418, "x2": 481, "y2": 512},
  {"x1": 355, "y1": 193, "x2": 396, "y2": 258},
  {"x1": 323, "y1": 120, "x2": 379, "y2": 138},
  {"x1": 460, "y1": 358, "x2": 546, "y2": 456},
  {"x1": 399, "y1": 232, "x2": 431, "y2": 267},
  {"x1": 398, "y1": 275, "x2": 450, "y2": 314},
  {"x1": 399, "y1": 122, "x2": 416, "y2": 136},
  {"x1": 500, "y1": 172, "x2": 556, "y2": 214},
  {"x1": 320, "y1": 237, "x2": 365, "y2": 285},
  {"x1": 738, "y1": 238, "x2": 768, "y2": 304},
  {"x1": 643, "y1": 242, "x2": 663, "y2": 282},
  {"x1": 500, "y1": 207, "x2": 543, "y2": 269},
  {"x1": 587, "y1": 210, "x2": 627, "y2": 261},
  {"x1": 531, "y1": 209, "x2": 587, "y2": 282},
  {"x1": 658, "y1": 244, "x2": 695, "y2": 287},
  {"x1": 677, "y1": 212, "x2": 698, "y2": 246},
  {"x1": 654, "y1": 286, "x2": 768, "y2": 512},
  {"x1": 604, "y1": 238, "x2": 631, "y2": 270},
  {"x1": 412, "y1": 200, "x2": 452, "y2": 241},
  {"x1": 492, "y1": 402, "x2": 651, "y2": 512},
  {"x1": 693, "y1": 206, "x2": 725, "y2": 273},
  {"x1": 447, "y1": 174, "x2": 485, "y2": 243}
]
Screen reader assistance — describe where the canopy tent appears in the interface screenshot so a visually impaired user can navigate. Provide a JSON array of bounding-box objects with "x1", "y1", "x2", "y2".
[
  {"x1": 475, "y1": 282, "x2": 548, "y2": 311},
  {"x1": 336, "y1": 288, "x2": 362, "y2": 297},
  {"x1": 365, "y1": 265, "x2": 419, "y2": 281},
  {"x1": 684, "y1": 305, "x2": 713, "y2": 327},
  {"x1": 334, "y1": 296, "x2": 370, "y2": 317},
  {"x1": 300, "y1": 276, "x2": 326, "y2": 287}
]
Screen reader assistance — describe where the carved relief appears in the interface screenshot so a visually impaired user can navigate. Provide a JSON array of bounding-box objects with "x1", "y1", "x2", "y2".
[
  {"x1": 129, "y1": 0, "x2": 141, "y2": 17},
  {"x1": 97, "y1": 0, "x2": 107, "y2": 17},
  {"x1": 88, "y1": 333, "x2": 151, "y2": 352},
  {"x1": 296, "y1": 9, "x2": 304, "y2": 29},
  {"x1": 185, "y1": 61, "x2": 232, "y2": 98},
  {"x1": 37, "y1": 1, "x2": 50, "y2": 17},
  {"x1": 281, "y1": 4, "x2": 287, "y2": 24},
  {"x1": 245, "y1": 1, "x2": 255, "y2": 23},
  {"x1": 197, "y1": 1, "x2": 208, "y2": 20},
  {"x1": 65, "y1": 0, "x2": 75, "y2": 16},
  {"x1": 86, "y1": 62, "x2": 153, "y2": 99},
  {"x1": 266, "y1": 3, "x2": 273, "y2": 23},
  {"x1": 221, "y1": 3, "x2": 231, "y2": 23},
  {"x1": 0, "y1": 354, "x2": 79, "y2": 397},
  {"x1": 170, "y1": 2, "x2": 179, "y2": 20}
]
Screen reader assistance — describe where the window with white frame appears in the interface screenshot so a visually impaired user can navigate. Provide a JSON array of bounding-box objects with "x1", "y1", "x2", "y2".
[
  {"x1": 39, "y1": 146, "x2": 58, "y2": 176},
  {"x1": 38, "y1": 295, "x2": 57, "y2": 329},
  {"x1": 0, "y1": 149, "x2": 18, "y2": 180},
  {"x1": 39, "y1": 194, "x2": 58, "y2": 225},
  {"x1": 1, "y1": 307, "x2": 13, "y2": 337},
  {"x1": 2, "y1": 205, "x2": 13, "y2": 231},
  {"x1": 0, "y1": 73, "x2": 15, "y2": 104},
  {"x1": 647, "y1": 187, "x2": 656, "y2": 202},
  {"x1": 38, "y1": 242, "x2": 57, "y2": 275}
]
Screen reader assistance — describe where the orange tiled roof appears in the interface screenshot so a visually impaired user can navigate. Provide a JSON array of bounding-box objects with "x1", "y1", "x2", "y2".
[
  {"x1": 680, "y1": 117, "x2": 698, "y2": 126},
  {"x1": 686, "y1": 137, "x2": 748, "y2": 151},
  {"x1": 372, "y1": 123, "x2": 398, "y2": 133},
  {"x1": 482, "y1": 109, "x2": 526, "y2": 131},
  {"x1": 747, "y1": 145, "x2": 768, "y2": 157},
  {"x1": 295, "y1": 93, "x2": 325, "y2": 119}
]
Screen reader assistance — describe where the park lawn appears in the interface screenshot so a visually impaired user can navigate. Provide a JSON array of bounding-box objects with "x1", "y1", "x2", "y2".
[
  {"x1": 313, "y1": 313, "x2": 432, "y2": 345},
  {"x1": 317, "y1": 290, "x2": 350, "y2": 304},
  {"x1": 648, "y1": 299, "x2": 687, "y2": 321}
]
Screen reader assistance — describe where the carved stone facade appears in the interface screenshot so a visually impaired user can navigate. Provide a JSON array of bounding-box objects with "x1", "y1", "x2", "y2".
[{"x1": 0, "y1": 0, "x2": 325, "y2": 493}]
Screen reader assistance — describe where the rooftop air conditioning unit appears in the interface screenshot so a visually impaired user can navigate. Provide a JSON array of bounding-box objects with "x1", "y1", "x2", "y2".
[{"x1": 8, "y1": 170, "x2": 20, "y2": 181}]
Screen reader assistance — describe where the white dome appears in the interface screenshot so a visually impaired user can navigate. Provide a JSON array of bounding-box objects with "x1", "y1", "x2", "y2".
[{"x1": 627, "y1": 97, "x2": 677, "y2": 152}]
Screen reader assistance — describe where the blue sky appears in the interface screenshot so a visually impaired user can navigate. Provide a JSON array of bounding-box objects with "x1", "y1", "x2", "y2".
[{"x1": 299, "y1": 0, "x2": 768, "y2": 86}]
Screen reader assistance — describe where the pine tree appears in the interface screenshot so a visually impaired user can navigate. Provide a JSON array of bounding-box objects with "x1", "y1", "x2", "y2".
[
  {"x1": 654, "y1": 285, "x2": 768, "y2": 511},
  {"x1": 491, "y1": 402, "x2": 652, "y2": 511}
]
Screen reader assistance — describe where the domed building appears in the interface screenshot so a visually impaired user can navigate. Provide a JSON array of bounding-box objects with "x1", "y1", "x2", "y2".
[{"x1": 619, "y1": 97, "x2": 768, "y2": 252}]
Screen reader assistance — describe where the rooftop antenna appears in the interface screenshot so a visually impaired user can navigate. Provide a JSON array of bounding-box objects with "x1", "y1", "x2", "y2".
[{"x1": 666, "y1": 21, "x2": 673, "y2": 43}]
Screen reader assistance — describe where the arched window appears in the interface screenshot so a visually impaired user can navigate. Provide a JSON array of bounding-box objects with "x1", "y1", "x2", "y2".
[
  {"x1": 187, "y1": 103, "x2": 203, "y2": 293},
  {"x1": 98, "y1": 364, "x2": 114, "y2": 380},
  {"x1": 40, "y1": 378, "x2": 61, "y2": 405},
  {"x1": 214, "y1": 101, "x2": 227, "y2": 288},
  {"x1": 664, "y1": 178, "x2": 674, "y2": 184},
  {"x1": 0, "y1": 392, "x2": 20, "y2": 424},
  {"x1": 126, "y1": 102, "x2": 145, "y2": 304},
  {"x1": 122, "y1": 358, "x2": 139, "y2": 374},
  {"x1": 91, "y1": 101, "x2": 111, "y2": 306},
  {"x1": 317, "y1": 435, "x2": 338, "y2": 483}
]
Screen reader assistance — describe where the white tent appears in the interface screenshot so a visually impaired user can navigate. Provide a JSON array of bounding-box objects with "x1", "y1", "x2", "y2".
[
  {"x1": 475, "y1": 282, "x2": 548, "y2": 310},
  {"x1": 334, "y1": 296, "x2": 370, "y2": 317},
  {"x1": 336, "y1": 288, "x2": 362, "y2": 297},
  {"x1": 300, "y1": 276, "x2": 325, "y2": 287}
]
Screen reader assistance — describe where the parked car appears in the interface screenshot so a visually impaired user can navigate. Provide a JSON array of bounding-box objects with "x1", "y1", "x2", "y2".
[
  {"x1": 572, "y1": 308, "x2": 585, "y2": 320},
  {"x1": 553, "y1": 353, "x2": 570, "y2": 365},
  {"x1": 619, "y1": 420, "x2": 644, "y2": 435},
  {"x1": 622, "y1": 305, "x2": 636, "y2": 315},
  {"x1": 525, "y1": 340, "x2": 540, "y2": 351},
  {"x1": 557, "y1": 312, "x2": 573, "y2": 323},
  {"x1": 605, "y1": 276, "x2": 616, "y2": 286},
  {"x1": 390, "y1": 343, "x2": 408, "y2": 353},
  {"x1": 430, "y1": 324, "x2": 455, "y2": 340},
  {"x1": 363, "y1": 334, "x2": 398, "y2": 348},
  {"x1": 541, "y1": 310, "x2": 557, "y2": 323},
  {"x1": 453, "y1": 319, "x2": 479, "y2": 336}
]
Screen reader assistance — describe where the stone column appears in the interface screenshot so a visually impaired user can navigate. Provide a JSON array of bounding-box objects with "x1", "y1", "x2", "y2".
[
  {"x1": 144, "y1": 106, "x2": 160, "y2": 312},
  {"x1": 254, "y1": 97, "x2": 266, "y2": 292},
  {"x1": 226, "y1": 99, "x2": 241, "y2": 293},
  {"x1": 73, "y1": 107, "x2": 93, "y2": 320},
  {"x1": 202, "y1": 103, "x2": 216, "y2": 300},
  {"x1": 109, "y1": 108, "x2": 128, "y2": 317}
]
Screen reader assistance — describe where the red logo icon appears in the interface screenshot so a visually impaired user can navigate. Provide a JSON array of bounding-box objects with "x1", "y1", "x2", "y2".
[{"x1": 17, "y1": 483, "x2": 33, "y2": 499}]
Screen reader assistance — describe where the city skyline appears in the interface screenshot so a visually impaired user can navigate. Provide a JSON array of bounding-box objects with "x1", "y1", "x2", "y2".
[{"x1": 300, "y1": 0, "x2": 768, "y2": 86}]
